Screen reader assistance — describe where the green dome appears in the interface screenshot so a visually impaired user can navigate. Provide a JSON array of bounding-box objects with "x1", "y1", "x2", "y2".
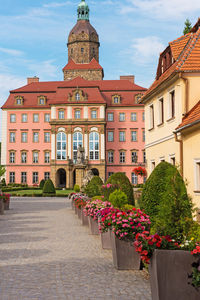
[{"x1": 77, "y1": 0, "x2": 89, "y2": 21}]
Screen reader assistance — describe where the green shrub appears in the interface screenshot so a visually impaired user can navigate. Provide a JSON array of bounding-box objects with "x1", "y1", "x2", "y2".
[
  {"x1": 140, "y1": 161, "x2": 193, "y2": 242},
  {"x1": 74, "y1": 184, "x2": 80, "y2": 193},
  {"x1": 106, "y1": 172, "x2": 134, "y2": 205},
  {"x1": 43, "y1": 179, "x2": 56, "y2": 195},
  {"x1": 39, "y1": 179, "x2": 45, "y2": 189},
  {"x1": 1, "y1": 178, "x2": 6, "y2": 186},
  {"x1": 122, "y1": 204, "x2": 135, "y2": 211},
  {"x1": 109, "y1": 189, "x2": 128, "y2": 209},
  {"x1": 92, "y1": 195, "x2": 103, "y2": 201},
  {"x1": 84, "y1": 176, "x2": 103, "y2": 198}
]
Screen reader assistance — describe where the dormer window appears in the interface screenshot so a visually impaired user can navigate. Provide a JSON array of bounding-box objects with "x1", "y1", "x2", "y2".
[
  {"x1": 75, "y1": 93, "x2": 81, "y2": 101},
  {"x1": 112, "y1": 95, "x2": 121, "y2": 104},
  {"x1": 15, "y1": 96, "x2": 23, "y2": 105},
  {"x1": 81, "y1": 48, "x2": 84, "y2": 53},
  {"x1": 38, "y1": 96, "x2": 46, "y2": 105}
]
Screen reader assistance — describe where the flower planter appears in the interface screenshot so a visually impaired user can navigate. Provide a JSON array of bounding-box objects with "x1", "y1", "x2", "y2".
[
  {"x1": 149, "y1": 249, "x2": 200, "y2": 300},
  {"x1": 88, "y1": 217, "x2": 99, "y2": 235},
  {"x1": 81, "y1": 208, "x2": 89, "y2": 226},
  {"x1": 101, "y1": 230, "x2": 112, "y2": 250},
  {"x1": 75, "y1": 205, "x2": 78, "y2": 215},
  {"x1": 111, "y1": 231, "x2": 141, "y2": 270},
  {"x1": 71, "y1": 199, "x2": 75, "y2": 209},
  {"x1": 77, "y1": 207, "x2": 81, "y2": 219},
  {"x1": 4, "y1": 201, "x2": 10, "y2": 210},
  {"x1": 0, "y1": 199, "x2": 4, "y2": 215}
]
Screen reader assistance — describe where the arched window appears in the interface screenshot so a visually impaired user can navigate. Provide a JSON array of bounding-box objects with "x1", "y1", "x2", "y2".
[
  {"x1": 73, "y1": 132, "x2": 83, "y2": 162},
  {"x1": 75, "y1": 93, "x2": 80, "y2": 101},
  {"x1": 89, "y1": 132, "x2": 99, "y2": 160},
  {"x1": 57, "y1": 132, "x2": 67, "y2": 160}
]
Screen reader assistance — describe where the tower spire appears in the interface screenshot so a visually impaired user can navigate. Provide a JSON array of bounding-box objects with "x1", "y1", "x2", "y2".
[{"x1": 77, "y1": 0, "x2": 89, "y2": 21}]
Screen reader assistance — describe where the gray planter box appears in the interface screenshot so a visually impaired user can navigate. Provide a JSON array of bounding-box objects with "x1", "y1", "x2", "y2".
[
  {"x1": 77, "y1": 207, "x2": 81, "y2": 219},
  {"x1": 150, "y1": 249, "x2": 200, "y2": 300},
  {"x1": 88, "y1": 217, "x2": 99, "y2": 235},
  {"x1": 75, "y1": 205, "x2": 78, "y2": 215},
  {"x1": 4, "y1": 201, "x2": 10, "y2": 210},
  {"x1": 111, "y1": 231, "x2": 141, "y2": 270},
  {"x1": 101, "y1": 230, "x2": 112, "y2": 249},
  {"x1": 81, "y1": 208, "x2": 89, "y2": 226},
  {"x1": 71, "y1": 199, "x2": 75, "y2": 209},
  {"x1": 0, "y1": 199, "x2": 4, "y2": 215}
]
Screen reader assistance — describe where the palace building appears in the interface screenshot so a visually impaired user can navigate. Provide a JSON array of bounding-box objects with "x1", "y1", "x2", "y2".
[{"x1": 1, "y1": 0, "x2": 146, "y2": 188}]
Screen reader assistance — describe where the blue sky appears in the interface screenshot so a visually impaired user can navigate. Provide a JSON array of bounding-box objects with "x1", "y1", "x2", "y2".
[{"x1": 0, "y1": 0, "x2": 200, "y2": 140}]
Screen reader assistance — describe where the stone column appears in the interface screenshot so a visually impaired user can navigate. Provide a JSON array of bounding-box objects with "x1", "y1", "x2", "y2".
[
  {"x1": 51, "y1": 133, "x2": 56, "y2": 160},
  {"x1": 100, "y1": 133, "x2": 105, "y2": 160}
]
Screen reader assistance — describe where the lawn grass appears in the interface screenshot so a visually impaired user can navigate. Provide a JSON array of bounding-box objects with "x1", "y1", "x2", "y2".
[{"x1": 8, "y1": 188, "x2": 74, "y2": 197}]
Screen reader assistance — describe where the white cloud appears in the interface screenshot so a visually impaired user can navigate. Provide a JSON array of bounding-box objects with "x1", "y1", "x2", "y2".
[
  {"x1": 125, "y1": 36, "x2": 165, "y2": 65},
  {"x1": 43, "y1": 1, "x2": 72, "y2": 8},
  {"x1": 0, "y1": 47, "x2": 24, "y2": 56},
  {"x1": 120, "y1": 0, "x2": 200, "y2": 19},
  {"x1": 28, "y1": 60, "x2": 59, "y2": 79}
]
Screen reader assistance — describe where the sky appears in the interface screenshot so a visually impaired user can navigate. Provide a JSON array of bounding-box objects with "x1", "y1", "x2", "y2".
[{"x1": 0, "y1": 0, "x2": 200, "y2": 140}]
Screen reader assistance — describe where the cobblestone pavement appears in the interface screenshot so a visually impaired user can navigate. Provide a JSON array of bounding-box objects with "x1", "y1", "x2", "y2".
[{"x1": 0, "y1": 197, "x2": 152, "y2": 300}]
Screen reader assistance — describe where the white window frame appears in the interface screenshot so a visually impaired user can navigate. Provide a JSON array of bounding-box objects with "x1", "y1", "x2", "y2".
[
  {"x1": 73, "y1": 132, "x2": 83, "y2": 162},
  {"x1": 108, "y1": 151, "x2": 114, "y2": 163},
  {"x1": 168, "y1": 88, "x2": 175, "y2": 120},
  {"x1": 58, "y1": 110, "x2": 64, "y2": 120},
  {"x1": 89, "y1": 132, "x2": 99, "y2": 161},
  {"x1": 44, "y1": 113, "x2": 50, "y2": 122},
  {"x1": 57, "y1": 132, "x2": 67, "y2": 160},
  {"x1": 131, "y1": 131, "x2": 137, "y2": 142},
  {"x1": 22, "y1": 113, "x2": 28, "y2": 123},
  {"x1": 194, "y1": 159, "x2": 200, "y2": 192},
  {"x1": 75, "y1": 110, "x2": 81, "y2": 119},
  {"x1": 131, "y1": 112, "x2": 137, "y2": 122},
  {"x1": 119, "y1": 131, "x2": 125, "y2": 142},
  {"x1": 158, "y1": 97, "x2": 164, "y2": 125},
  {"x1": 33, "y1": 172, "x2": 38, "y2": 184},
  {"x1": 119, "y1": 113, "x2": 125, "y2": 122},
  {"x1": 21, "y1": 152, "x2": 27, "y2": 163},
  {"x1": 169, "y1": 154, "x2": 175, "y2": 166},
  {"x1": 10, "y1": 114, "x2": 16, "y2": 123},
  {"x1": 9, "y1": 172, "x2": 15, "y2": 183},
  {"x1": 131, "y1": 151, "x2": 138, "y2": 163},
  {"x1": 44, "y1": 132, "x2": 50, "y2": 143},
  {"x1": 91, "y1": 110, "x2": 97, "y2": 119},
  {"x1": 10, "y1": 132, "x2": 16, "y2": 143},
  {"x1": 44, "y1": 172, "x2": 50, "y2": 181},
  {"x1": 9, "y1": 152, "x2": 15, "y2": 163},
  {"x1": 131, "y1": 172, "x2": 138, "y2": 185},
  {"x1": 33, "y1": 113, "x2": 39, "y2": 123},
  {"x1": 149, "y1": 104, "x2": 154, "y2": 130},
  {"x1": 108, "y1": 131, "x2": 114, "y2": 142},
  {"x1": 33, "y1": 152, "x2": 39, "y2": 164},
  {"x1": 119, "y1": 151, "x2": 125, "y2": 163},
  {"x1": 150, "y1": 160, "x2": 155, "y2": 172},
  {"x1": 33, "y1": 132, "x2": 39, "y2": 143},
  {"x1": 21, "y1": 132, "x2": 27, "y2": 143},
  {"x1": 107, "y1": 113, "x2": 114, "y2": 122},
  {"x1": 21, "y1": 172, "x2": 27, "y2": 184},
  {"x1": 44, "y1": 152, "x2": 50, "y2": 163}
]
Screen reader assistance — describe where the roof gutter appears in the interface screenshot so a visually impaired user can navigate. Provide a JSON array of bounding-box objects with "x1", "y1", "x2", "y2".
[
  {"x1": 179, "y1": 73, "x2": 189, "y2": 115},
  {"x1": 174, "y1": 132, "x2": 183, "y2": 176},
  {"x1": 174, "y1": 118, "x2": 200, "y2": 133}
]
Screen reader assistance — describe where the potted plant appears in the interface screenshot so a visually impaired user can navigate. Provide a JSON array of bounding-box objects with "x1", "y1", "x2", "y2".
[
  {"x1": 110, "y1": 206, "x2": 150, "y2": 270},
  {"x1": 134, "y1": 232, "x2": 200, "y2": 300},
  {"x1": 98, "y1": 207, "x2": 117, "y2": 249},
  {"x1": 3, "y1": 193, "x2": 10, "y2": 210}
]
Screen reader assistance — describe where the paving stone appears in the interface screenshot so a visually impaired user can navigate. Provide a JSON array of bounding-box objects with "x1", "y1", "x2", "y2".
[{"x1": 0, "y1": 197, "x2": 152, "y2": 300}]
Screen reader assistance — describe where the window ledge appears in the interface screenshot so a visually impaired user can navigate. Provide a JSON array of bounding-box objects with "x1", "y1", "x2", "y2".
[
  {"x1": 194, "y1": 191, "x2": 200, "y2": 194},
  {"x1": 148, "y1": 127, "x2": 154, "y2": 132},
  {"x1": 157, "y1": 122, "x2": 164, "y2": 127},
  {"x1": 166, "y1": 116, "x2": 175, "y2": 122}
]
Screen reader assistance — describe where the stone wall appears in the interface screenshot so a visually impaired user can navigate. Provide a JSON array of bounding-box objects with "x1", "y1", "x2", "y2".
[{"x1": 64, "y1": 69, "x2": 103, "y2": 81}]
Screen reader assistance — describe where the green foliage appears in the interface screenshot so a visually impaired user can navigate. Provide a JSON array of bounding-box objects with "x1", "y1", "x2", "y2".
[
  {"x1": 122, "y1": 204, "x2": 135, "y2": 211},
  {"x1": 109, "y1": 189, "x2": 128, "y2": 209},
  {"x1": 39, "y1": 179, "x2": 45, "y2": 189},
  {"x1": 74, "y1": 184, "x2": 80, "y2": 193},
  {"x1": 106, "y1": 172, "x2": 134, "y2": 205},
  {"x1": 1, "y1": 178, "x2": 6, "y2": 186},
  {"x1": 0, "y1": 165, "x2": 6, "y2": 178},
  {"x1": 43, "y1": 179, "x2": 56, "y2": 195},
  {"x1": 183, "y1": 18, "x2": 192, "y2": 35},
  {"x1": 92, "y1": 195, "x2": 103, "y2": 201},
  {"x1": 84, "y1": 176, "x2": 103, "y2": 198},
  {"x1": 140, "y1": 162, "x2": 193, "y2": 242}
]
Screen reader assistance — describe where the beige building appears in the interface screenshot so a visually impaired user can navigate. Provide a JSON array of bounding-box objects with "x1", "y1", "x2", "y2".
[{"x1": 141, "y1": 19, "x2": 200, "y2": 214}]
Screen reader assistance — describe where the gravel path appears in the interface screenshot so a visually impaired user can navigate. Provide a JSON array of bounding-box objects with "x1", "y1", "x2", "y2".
[{"x1": 0, "y1": 197, "x2": 151, "y2": 300}]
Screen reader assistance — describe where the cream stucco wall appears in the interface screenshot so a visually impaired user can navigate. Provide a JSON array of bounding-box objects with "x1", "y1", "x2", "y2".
[{"x1": 181, "y1": 127, "x2": 200, "y2": 210}]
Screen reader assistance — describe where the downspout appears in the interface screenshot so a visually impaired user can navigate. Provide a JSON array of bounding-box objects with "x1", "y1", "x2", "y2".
[
  {"x1": 174, "y1": 132, "x2": 183, "y2": 177},
  {"x1": 179, "y1": 73, "x2": 189, "y2": 115}
]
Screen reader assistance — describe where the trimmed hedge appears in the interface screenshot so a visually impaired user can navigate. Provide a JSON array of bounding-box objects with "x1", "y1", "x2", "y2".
[
  {"x1": 39, "y1": 179, "x2": 45, "y2": 189},
  {"x1": 106, "y1": 172, "x2": 134, "y2": 205},
  {"x1": 74, "y1": 184, "x2": 80, "y2": 193},
  {"x1": 43, "y1": 179, "x2": 56, "y2": 195},
  {"x1": 140, "y1": 161, "x2": 193, "y2": 242},
  {"x1": 109, "y1": 189, "x2": 128, "y2": 209},
  {"x1": 84, "y1": 176, "x2": 103, "y2": 198}
]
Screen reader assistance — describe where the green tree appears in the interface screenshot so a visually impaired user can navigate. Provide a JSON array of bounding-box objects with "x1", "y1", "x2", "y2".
[
  {"x1": 183, "y1": 18, "x2": 192, "y2": 35},
  {"x1": 43, "y1": 179, "x2": 56, "y2": 195},
  {"x1": 84, "y1": 176, "x2": 103, "y2": 198},
  {"x1": 0, "y1": 165, "x2": 6, "y2": 177},
  {"x1": 140, "y1": 162, "x2": 193, "y2": 242}
]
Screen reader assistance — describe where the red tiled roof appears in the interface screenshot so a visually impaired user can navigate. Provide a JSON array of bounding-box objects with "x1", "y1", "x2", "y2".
[
  {"x1": 2, "y1": 76, "x2": 146, "y2": 109},
  {"x1": 62, "y1": 58, "x2": 103, "y2": 71},
  {"x1": 142, "y1": 19, "x2": 200, "y2": 101},
  {"x1": 176, "y1": 100, "x2": 200, "y2": 131}
]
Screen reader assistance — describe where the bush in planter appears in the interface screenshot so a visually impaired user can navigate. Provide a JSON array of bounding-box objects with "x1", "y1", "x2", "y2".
[
  {"x1": 109, "y1": 189, "x2": 128, "y2": 209},
  {"x1": 106, "y1": 172, "x2": 134, "y2": 205},
  {"x1": 140, "y1": 161, "x2": 193, "y2": 242},
  {"x1": 74, "y1": 184, "x2": 80, "y2": 193},
  {"x1": 1, "y1": 178, "x2": 6, "y2": 186},
  {"x1": 39, "y1": 179, "x2": 45, "y2": 189},
  {"x1": 84, "y1": 176, "x2": 103, "y2": 198},
  {"x1": 43, "y1": 179, "x2": 56, "y2": 196}
]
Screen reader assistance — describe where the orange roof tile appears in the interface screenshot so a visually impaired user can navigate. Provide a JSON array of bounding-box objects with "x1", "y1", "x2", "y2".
[
  {"x1": 142, "y1": 20, "x2": 200, "y2": 101},
  {"x1": 62, "y1": 58, "x2": 103, "y2": 71},
  {"x1": 176, "y1": 100, "x2": 200, "y2": 131}
]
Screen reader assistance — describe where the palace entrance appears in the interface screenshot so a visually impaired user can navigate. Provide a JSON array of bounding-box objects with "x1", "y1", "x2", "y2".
[{"x1": 56, "y1": 168, "x2": 66, "y2": 188}]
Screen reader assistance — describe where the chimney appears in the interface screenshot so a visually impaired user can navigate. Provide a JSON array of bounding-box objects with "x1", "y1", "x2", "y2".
[
  {"x1": 120, "y1": 75, "x2": 135, "y2": 84},
  {"x1": 27, "y1": 76, "x2": 39, "y2": 84}
]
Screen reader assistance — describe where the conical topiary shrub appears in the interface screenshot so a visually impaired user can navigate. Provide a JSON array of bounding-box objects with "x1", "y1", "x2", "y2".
[
  {"x1": 140, "y1": 161, "x2": 193, "y2": 242},
  {"x1": 43, "y1": 179, "x2": 56, "y2": 196},
  {"x1": 106, "y1": 172, "x2": 134, "y2": 205},
  {"x1": 39, "y1": 179, "x2": 45, "y2": 189},
  {"x1": 84, "y1": 176, "x2": 103, "y2": 198}
]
